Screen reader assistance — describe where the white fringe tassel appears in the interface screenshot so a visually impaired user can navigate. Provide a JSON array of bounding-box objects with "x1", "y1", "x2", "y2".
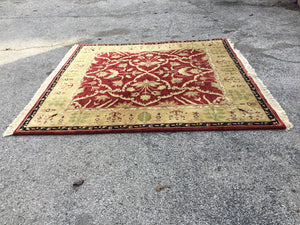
[
  {"x1": 226, "y1": 39, "x2": 293, "y2": 130},
  {"x1": 3, "y1": 45, "x2": 79, "y2": 137}
]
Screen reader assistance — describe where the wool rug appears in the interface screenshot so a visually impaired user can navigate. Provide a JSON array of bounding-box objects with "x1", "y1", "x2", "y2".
[{"x1": 4, "y1": 39, "x2": 292, "y2": 135}]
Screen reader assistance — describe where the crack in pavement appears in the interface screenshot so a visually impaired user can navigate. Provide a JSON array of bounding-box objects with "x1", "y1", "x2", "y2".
[{"x1": 0, "y1": 40, "x2": 86, "y2": 52}]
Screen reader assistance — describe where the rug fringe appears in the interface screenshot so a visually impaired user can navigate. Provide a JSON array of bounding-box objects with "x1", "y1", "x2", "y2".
[
  {"x1": 226, "y1": 39, "x2": 293, "y2": 130},
  {"x1": 3, "y1": 45, "x2": 80, "y2": 137}
]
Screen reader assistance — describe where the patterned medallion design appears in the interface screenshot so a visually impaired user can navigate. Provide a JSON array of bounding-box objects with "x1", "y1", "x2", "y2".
[{"x1": 70, "y1": 49, "x2": 225, "y2": 109}]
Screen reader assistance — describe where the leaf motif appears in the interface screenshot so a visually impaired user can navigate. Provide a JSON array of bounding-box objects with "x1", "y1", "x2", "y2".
[
  {"x1": 171, "y1": 78, "x2": 183, "y2": 84},
  {"x1": 152, "y1": 91, "x2": 161, "y2": 96},
  {"x1": 140, "y1": 95, "x2": 151, "y2": 101},
  {"x1": 76, "y1": 88, "x2": 85, "y2": 94},
  {"x1": 149, "y1": 81, "x2": 160, "y2": 87},
  {"x1": 137, "y1": 62, "x2": 146, "y2": 66},
  {"x1": 132, "y1": 83, "x2": 144, "y2": 87},
  {"x1": 157, "y1": 85, "x2": 166, "y2": 90},
  {"x1": 127, "y1": 87, "x2": 135, "y2": 92},
  {"x1": 95, "y1": 95, "x2": 110, "y2": 101},
  {"x1": 178, "y1": 67, "x2": 192, "y2": 76},
  {"x1": 171, "y1": 62, "x2": 180, "y2": 66},
  {"x1": 105, "y1": 70, "x2": 119, "y2": 79},
  {"x1": 97, "y1": 71, "x2": 107, "y2": 77},
  {"x1": 158, "y1": 70, "x2": 164, "y2": 75},
  {"x1": 178, "y1": 52, "x2": 189, "y2": 56},
  {"x1": 111, "y1": 55, "x2": 120, "y2": 59},
  {"x1": 113, "y1": 80, "x2": 123, "y2": 86},
  {"x1": 189, "y1": 69, "x2": 199, "y2": 74},
  {"x1": 184, "y1": 91, "x2": 198, "y2": 97}
]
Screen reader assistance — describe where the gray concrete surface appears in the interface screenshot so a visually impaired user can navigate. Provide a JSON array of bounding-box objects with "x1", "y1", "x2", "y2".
[{"x1": 0, "y1": 0, "x2": 299, "y2": 224}]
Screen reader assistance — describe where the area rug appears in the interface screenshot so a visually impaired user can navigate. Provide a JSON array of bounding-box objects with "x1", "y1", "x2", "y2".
[{"x1": 3, "y1": 38, "x2": 293, "y2": 135}]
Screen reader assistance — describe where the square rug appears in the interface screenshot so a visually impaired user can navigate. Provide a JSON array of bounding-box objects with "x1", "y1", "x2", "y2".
[{"x1": 4, "y1": 39, "x2": 293, "y2": 135}]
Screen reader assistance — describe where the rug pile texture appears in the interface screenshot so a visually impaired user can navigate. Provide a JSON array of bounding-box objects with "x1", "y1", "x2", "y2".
[{"x1": 4, "y1": 39, "x2": 292, "y2": 135}]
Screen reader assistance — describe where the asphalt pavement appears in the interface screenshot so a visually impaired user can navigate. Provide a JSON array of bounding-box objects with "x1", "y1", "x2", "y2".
[{"x1": 0, "y1": 0, "x2": 299, "y2": 224}]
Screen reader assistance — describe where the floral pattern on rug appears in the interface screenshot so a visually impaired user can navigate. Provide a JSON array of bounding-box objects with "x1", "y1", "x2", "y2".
[{"x1": 70, "y1": 49, "x2": 225, "y2": 109}]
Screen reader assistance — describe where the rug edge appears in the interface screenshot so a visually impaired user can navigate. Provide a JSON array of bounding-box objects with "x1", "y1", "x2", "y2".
[
  {"x1": 225, "y1": 39, "x2": 293, "y2": 130},
  {"x1": 3, "y1": 44, "x2": 80, "y2": 137}
]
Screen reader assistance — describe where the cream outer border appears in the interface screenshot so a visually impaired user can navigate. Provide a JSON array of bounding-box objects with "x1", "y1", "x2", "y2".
[
  {"x1": 3, "y1": 45, "x2": 79, "y2": 137},
  {"x1": 226, "y1": 39, "x2": 293, "y2": 130},
  {"x1": 3, "y1": 40, "x2": 293, "y2": 136}
]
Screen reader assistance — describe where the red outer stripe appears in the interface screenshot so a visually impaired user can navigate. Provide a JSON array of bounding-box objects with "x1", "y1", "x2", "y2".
[{"x1": 14, "y1": 124, "x2": 284, "y2": 135}]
